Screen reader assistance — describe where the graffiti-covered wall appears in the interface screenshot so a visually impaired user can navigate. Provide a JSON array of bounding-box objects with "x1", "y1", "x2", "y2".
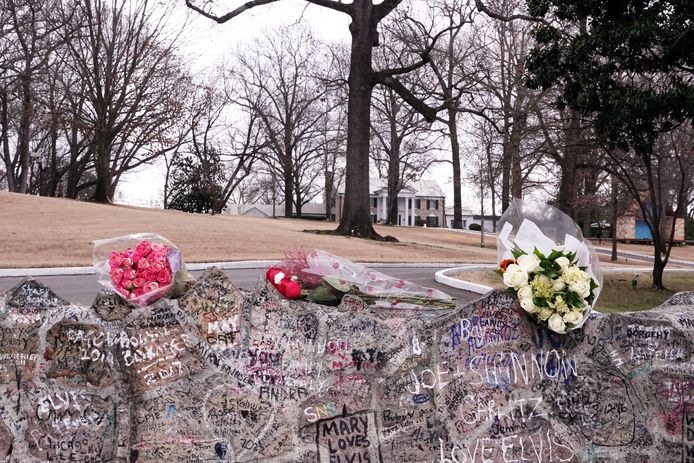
[{"x1": 0, "y1": 267, "x2": 692, "y2": 462}]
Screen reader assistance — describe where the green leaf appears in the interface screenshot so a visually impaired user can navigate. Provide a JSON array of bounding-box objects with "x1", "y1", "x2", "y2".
[
  {"x1": 307, "y1": 286, "x2": 340, "y2": 306},
  {"x1": 322, "y1": 276, "x2": 352, "y2": 293},
  {"x1": 533, "y1": 247, "x2": 546, "y2": 260},
  {"x1": 511, "y1": 249, "x2": 525, "y2": 259}
]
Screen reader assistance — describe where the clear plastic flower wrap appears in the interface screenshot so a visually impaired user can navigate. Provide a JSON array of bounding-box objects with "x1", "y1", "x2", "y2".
[
  {"x1": 272, "y1": 249, "x2": 455, "y2": 308},
  {"x1": 496, "y1": 199, "x2": 603, "y2": 332},
  {"x1": 92, "y1": 233, "x2": 194, "y2": 307}
]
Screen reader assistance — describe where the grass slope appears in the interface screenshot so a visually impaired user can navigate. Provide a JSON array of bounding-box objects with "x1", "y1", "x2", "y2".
[{"x1": 0, "y1": 192, "x2": 502, "y2": 267}]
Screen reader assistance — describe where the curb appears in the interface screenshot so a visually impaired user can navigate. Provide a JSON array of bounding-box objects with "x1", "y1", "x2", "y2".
[
  {"x1": 435, "y1": 265, "x2": 495, "y2": 294},
  {"x1": 0, "y1": 261, "x2": 473, "y2": 278}
]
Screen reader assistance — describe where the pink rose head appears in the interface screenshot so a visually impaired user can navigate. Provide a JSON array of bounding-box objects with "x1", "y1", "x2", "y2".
[
  {"x1": 123, "y1": 268, "x2": 137, "y2": 280},
  {"x1": 137, "y1": 258, "x2": 151, "y2": 270},
  {"x1": 143, "y1": 281, "x2": 160, "y2": 293},
  {"x1": 133, "y1": 287, "x2": 145, "y2": 297},
  {"x1": 150, "y1": 243, "x2": 166, "y2": 254},
  {"x1": 127, "y1": 291, "x2": 137, "y2": 300},
  {"x1": 156, "y1": 268, "x2": 172, "y2": 285},
  {"x1": 427, "y1": 289, "x2": 434, "y2": 297},
  {"x1": 149, "y1": 261, "x2": 164, "y2": 273},
  {"x1": 109, "y1": 252, "x2": 123, "y2": 268},
  {"x1": 110, "y1": 268, "x2": 123, "y2": 285},
  {"x1": 136, "y1": 241, "x2": 152, "y2": 257},
  {"x1": 121, "y1": 279, "x2": 134, "y2": 291},
  {"x1": 130, "y1": 251, "x2": 143, "y2": 264},
  {"x1": 144, "y1": 269, "x2": 157, "y2": 282},
  {"x1": 133, "y1": 277, "x2": 146, "y2": 288},
  {"x1": 121, "y1": 257, "x2": 133, "y2": 268}
]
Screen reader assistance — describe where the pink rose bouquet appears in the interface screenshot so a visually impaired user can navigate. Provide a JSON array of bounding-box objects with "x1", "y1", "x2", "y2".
[{"x1": 92, "y1": 233, "x2": 191, "y2": 307}]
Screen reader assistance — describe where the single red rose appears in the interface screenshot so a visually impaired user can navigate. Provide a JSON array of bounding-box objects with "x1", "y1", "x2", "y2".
[
  {"x1": 133, "y1": 277, "x2": 146, "y2": 288},
  {"x1": 283, "y1": 280, "x2": 302, "y2": 299},
  {"x1": 499, "y1": 258, "x2": 516, "y2": 273}
]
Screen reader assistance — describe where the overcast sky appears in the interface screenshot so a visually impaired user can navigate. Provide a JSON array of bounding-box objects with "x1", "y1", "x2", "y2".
[{"x1": 118, "y1": 1, "x2": 509, "y2": 213}]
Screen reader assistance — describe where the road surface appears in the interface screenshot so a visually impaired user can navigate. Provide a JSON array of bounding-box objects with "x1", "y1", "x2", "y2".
[{"x1": 0, "y1": 266, "x2": 480, "y2": 306}]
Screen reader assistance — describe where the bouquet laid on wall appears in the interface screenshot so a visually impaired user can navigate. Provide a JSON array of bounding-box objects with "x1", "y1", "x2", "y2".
[
  {"x1": 266, "y1": 249, "x2": 455, "y2": 309},
  {"x1": 93, "y1": 233, "x2": 193, "y2": 307},
  {"x1": 497, "y1": 200, "x2": 602, "y2": 334}
]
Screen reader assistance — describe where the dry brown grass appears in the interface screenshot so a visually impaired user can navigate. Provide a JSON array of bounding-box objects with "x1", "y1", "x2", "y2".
[{"x1": 0, "y1": 192, "x2": 501, "y2": 268}]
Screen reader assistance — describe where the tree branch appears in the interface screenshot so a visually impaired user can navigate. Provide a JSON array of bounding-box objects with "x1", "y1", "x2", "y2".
[
  {"x1": 372, "y1": 74, "x2": 438, "y2": 123},
  {"x1": 474, "y1": 0, "x2": 549, "y2": 25},
  {"x1": 185, "y1": 0, "x2": 282, "y2": 23}
]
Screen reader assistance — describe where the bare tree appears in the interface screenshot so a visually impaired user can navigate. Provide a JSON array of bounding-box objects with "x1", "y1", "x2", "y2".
[
  {"x1": 605, "y1": 127, "x2": 694, "y2": 288},
  {"x1": 1, "y1": 0, "x2": 64, "y2": 193},
  {"x1": 231, "y1": 26, "x2": 338, "y2": 217},
  {"x1": 187, "y1": 0, "x2": 452, "y2": 239},
  {"x1": 64, "y1": 0, "x2": 189, "y2": 203}
]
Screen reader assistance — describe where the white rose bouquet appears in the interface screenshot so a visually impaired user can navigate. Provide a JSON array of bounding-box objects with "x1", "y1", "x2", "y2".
[
  {"x1": 497, "y1": 248, "x2": 599, "y2": 334},
  {"x1": 496, "y1": 200, "x2": 603, "y2": 334}
]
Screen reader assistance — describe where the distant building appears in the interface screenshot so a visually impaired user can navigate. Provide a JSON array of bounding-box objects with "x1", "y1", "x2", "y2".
[
  {"x1": 616, "y1": 203, "x2": 685, "y2": 241},
  {"x1": 223, "y1": 203, "x2": 329, "y2": 219},
  {"x1": 335, "y1": 178, "x2": 446, "y2": 227},
  {"x1": 444, "y1": 207, "x2": 500, "y2": 230}
]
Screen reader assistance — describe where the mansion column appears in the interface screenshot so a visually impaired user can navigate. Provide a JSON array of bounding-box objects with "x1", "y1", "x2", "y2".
[{"x1": 403, "y1": 196, "x2": 408, "y2": 226}]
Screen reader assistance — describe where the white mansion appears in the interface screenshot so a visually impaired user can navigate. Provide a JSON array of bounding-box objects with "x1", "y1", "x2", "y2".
[{"x1": 336, "y1": 178, "x2": 446, "y2": 227}]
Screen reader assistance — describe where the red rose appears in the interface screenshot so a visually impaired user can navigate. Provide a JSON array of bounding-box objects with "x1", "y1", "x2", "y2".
[
  {"x1": 143, "y1": 269, "x2": 157, "y2": 282},
  {"x1": 121, "y1": 257, "x2": 133, "y2": 268},
  {"x1": 133, "y1": 277, "x2": 146, "y2": 288},
  {"x1": 283, "y1": 280, "x2": 302, "y2": 299},
  {"x1": 499, "y1": 258, "x2": 516, "y2": 273},
  {"x1": 121, "y1": 279, "x2": 134, "y2": 291},
  {"x1": 133, "y1": 287, "x2": 145, "y2": 297}
]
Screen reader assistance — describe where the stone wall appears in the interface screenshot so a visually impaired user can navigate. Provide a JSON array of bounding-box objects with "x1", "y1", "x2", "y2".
[{"x1": 0, "y1": 268, "x2": 693, "y2": 462}]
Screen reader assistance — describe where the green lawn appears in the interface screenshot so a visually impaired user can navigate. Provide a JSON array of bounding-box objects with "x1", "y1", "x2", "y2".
[{"x1": 454, "y1": 269, "x2": 694, "y2": 313}]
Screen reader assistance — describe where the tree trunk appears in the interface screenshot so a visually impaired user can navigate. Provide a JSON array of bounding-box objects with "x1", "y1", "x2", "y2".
[
  {"x1": 283, "y1": 168, "x2": 293, "y2": 218},
  {"x1": 0, "y1": 90, "x2": 15, "y2": 192},
  {"x1": 510, "y1": 112, "x2": 526, "y2": 199},
  {"x1": 387, "y1": 141, "x2": 400, "y2": 225},
  {"x1": 610, "y1": 175, "x2": 618, "y2": 262},
  {"x1": 93, "y1": 136, "x2": 112, "y2": 203},
  {"x1": 652, "y1": 249, "x2": 665, "y2": 289},
  {"x1": 336, "y1": 2, "x2": 380, "y2": 238},
  {"x1": 448, "y1": 107, "x2": 462, "y2": 229},
  {"x1": 557, "y1": 110, "x2": 580, "y2": 217},
  {"x1": 17, "y1": 73, "x2": 33, "y2": 194},
  {"x1": 501, "y1": 117, "x2": 511, "y2": 212}
]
